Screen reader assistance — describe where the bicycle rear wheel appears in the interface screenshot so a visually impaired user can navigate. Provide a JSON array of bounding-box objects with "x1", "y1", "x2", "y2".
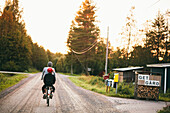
[{"x1": 47, "y1": 98, "x2": 49, "y2": 106}]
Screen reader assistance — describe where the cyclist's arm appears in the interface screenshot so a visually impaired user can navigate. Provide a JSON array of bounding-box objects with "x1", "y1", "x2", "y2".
[
  {"x1": 41, "y1": 68, "x2": 45, "y2": 80},
  {"x1": 52, "y1": 68, "x2": 56, "y2": 77},
  {"x1": 53, "y1": 71, "x2": 56, "y2": 82}
]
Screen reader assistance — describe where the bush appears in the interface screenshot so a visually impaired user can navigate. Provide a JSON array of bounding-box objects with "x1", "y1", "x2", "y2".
[
  {"x1": 117, "y1": 82, "x2": 134, "y2": 96},
  {"x1": 0, "y1": 74, "x2": 6, "y2": 84},
  {"x1": 89, "y1": 76, "x2": 104, "y2": 87},
  {"x1": 89, "y1": 77, "x2": 98, "y2": 85},
  {"x1": 26, "y1": 68, "x2": 39, "y2": 73},
  {"x1": 109, "y1": 71, "x2": 115, "y2": 79}
]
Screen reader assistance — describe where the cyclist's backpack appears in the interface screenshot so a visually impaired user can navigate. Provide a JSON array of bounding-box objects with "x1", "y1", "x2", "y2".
[{"x1": 44, "y1": 73, "x2": 55, "y2": 86}]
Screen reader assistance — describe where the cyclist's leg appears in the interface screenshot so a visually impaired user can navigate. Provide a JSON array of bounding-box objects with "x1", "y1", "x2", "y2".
[
  {"x1": 42, "y1": 84, "x2": 46, "y2": 94},
  {"x1": 43, "y1": 84, "x2": 48, "y2": 99},
  {"x1": 51, "y1": 85, "x2": 55, "y2": 93},
  {"x1": 49, "y1": 85, "x2": 54, "y2": 99}
]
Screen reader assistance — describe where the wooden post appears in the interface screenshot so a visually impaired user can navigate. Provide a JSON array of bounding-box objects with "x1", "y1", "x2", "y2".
[
  {"x1": 105, "y1": 27, "x2": 109, "y2": 75},
  {"x1": 164, "y1": 68, "x2": 167, "y2": 94},
  {"x1": 115, "y1": 83, "x2": 118, "y2": 94}
]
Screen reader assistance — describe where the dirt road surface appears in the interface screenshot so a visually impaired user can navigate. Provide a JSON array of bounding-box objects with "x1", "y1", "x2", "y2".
[{"x1": 0, "y1": 73, "x2": 169, "y2": 113}]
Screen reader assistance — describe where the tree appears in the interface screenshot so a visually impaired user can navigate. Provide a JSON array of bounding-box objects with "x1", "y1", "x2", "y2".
[
  {"x1": 129, "y1": 46, "x2": 156, "y2": 66},
  {"x1": 0, "y1": 0, "x2": 33, "y2": 71},
  {"x1": 67, "y1": 0, "x2": 100, "y2": 75},
  {"x1": 55, "y1": 55, "x2": 67, "y2": 73},
  {"x1": 32, "y1": 43, "x2": 48, "y2": 71},
  {"x1": 120, "y1": 6, "x2": 137, "y2": 59},
  {"x1": 91, "y1": 38, "x2": 107, "y2": 75},
  {"x1": 146, "y1": 11, "x2": 168, "y2": 63}
]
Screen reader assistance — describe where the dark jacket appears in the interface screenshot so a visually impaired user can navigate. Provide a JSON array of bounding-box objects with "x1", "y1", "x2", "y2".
[{"x1": 43, "y1": 73, "x2": 56, "y2": 86}]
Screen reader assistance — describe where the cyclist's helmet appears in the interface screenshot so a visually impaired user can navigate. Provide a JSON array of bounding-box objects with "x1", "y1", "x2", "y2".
[
  {"x1": 47, "y1": 61, "x2": 53, "y2": 67},
  {"x1": 47, "y1": 67, "x2": 53, "y2": 73}
]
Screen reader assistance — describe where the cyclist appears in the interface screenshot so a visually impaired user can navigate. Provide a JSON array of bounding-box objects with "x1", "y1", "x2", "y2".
[{"x1": 41, "y1": 61, "x2": 56, "y2": 99}]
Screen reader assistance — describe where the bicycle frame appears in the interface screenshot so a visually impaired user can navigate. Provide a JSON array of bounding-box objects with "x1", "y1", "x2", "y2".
[{"x1": 46, "y1": 86, "x2": 52, "y2": 106}]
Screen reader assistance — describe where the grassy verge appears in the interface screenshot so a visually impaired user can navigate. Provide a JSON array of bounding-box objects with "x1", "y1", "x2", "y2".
[
  {"x1": 159, "y1": 91, "x2": 170, "y2": 102},
  {"x1": 0, "y1": 73, "x2": 28, "y2": 93},
  {"x1": 24, "y1": 68, "x2": 40, "y2": 73},
  {"x1": 157, "y1": 105, "x2": 170, "y2": 113},
  {"x1": 59, "y1": 72, "x2": 81, "y2": 76},
  {"x1": 69, "y1": 75, "x2": 106, "y2": 94},
  {"x1": 68, "y1": 75, "x2": 170, "y2": 101},
  {"x1": 69, "y1": 75, "x2": 134, "y2": 98}
]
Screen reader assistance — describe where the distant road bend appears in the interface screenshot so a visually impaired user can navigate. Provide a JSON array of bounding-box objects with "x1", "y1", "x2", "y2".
[{"x1": 0, "y1": 73, "x2": 168, "y2": 113}]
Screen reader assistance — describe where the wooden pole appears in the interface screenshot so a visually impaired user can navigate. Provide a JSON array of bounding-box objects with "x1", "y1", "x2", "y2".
[
  {"x1": 164, "y1": 68, "x2": 167, "y2": 94},
  {"x1": 105, "y1": 26, "x2": 109, "y2": 75}
]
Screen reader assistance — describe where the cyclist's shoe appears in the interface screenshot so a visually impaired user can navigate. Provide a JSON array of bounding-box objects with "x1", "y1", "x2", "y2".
[
  {"x1": 43, "y1": 94, "x2": 47, "y2": 99},
  {"x1": 49, "y1": 93, "x2": 53, "y2": 99}
]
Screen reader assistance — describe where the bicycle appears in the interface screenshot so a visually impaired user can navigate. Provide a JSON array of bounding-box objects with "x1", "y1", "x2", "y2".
[{"x1": 45, "y1": 86, "x2": 53, "y2": 106}]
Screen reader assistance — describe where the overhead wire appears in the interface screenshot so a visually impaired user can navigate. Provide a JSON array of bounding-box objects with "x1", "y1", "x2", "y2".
[
  {"x1": 70, "y1": 38, "x2": 100, "y2": 74},
  {"x1": 148, "y1": 0, "x2": 160, "y2": 8},
  {"x1": 71, "y1": 39, "x2": 98, "y2": 54}
]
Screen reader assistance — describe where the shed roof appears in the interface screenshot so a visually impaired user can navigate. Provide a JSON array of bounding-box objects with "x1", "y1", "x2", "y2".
[
  {"x1": 113, "y1": 67, "x2": 143, "y2": 72},
  {"x1": 147, "y1": 63, "x2": 170, "y2": 68}
]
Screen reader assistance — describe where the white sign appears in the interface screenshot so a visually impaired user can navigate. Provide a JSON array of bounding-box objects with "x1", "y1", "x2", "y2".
[
  {"x1": 88, "y1": 68, "x2": 91, "y2": 71},
  {"x1": 138, "y1": 74, "x2": 149, "y2": 80},
  {"x1": 145, "y1": 80, "x2": 160, "y2": 86},
  {"x1": 138, "y1": 74, "x2": 160, "y2": 87}
]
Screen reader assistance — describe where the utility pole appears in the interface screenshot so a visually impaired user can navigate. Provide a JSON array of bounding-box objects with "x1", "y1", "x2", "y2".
[
  {"x1": 71, "y1": 51, "x2": 73, "y2": 75},
  {"x1": 105, "y1": 26, "x2": 109, "y2": 75}
]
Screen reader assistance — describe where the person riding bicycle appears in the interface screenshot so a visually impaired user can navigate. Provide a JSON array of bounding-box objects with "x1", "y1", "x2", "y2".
[{"x1": 41, "y1": 61, "x2": 56, "y2": 99}]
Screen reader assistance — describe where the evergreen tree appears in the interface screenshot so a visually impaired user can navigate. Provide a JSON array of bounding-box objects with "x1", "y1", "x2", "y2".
[
  {"x1": 129, "y1": 46, "x2": 156, "y2": 66},
  {"x1": 32, "y1": 43, "x2": 48, "y2": 71},
  {"x1": 146, "y1": 11, "x2": 168, "y2": 63},
  {"x1": 67, "y1": 0, "x2": 100, "y2": 75},
  {"x1": 0, "y1": 0, "x2": 32, "y2": 71}
]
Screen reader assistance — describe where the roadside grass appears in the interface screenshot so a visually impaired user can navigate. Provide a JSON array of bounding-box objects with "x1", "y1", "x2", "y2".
[
  {"x1": 69, "y1": 75, "x2": 106, "y2": 94},
  {"x1": 0, "y1": 73, "x2": 28, "y2": 93},
  {"x1": 157, "y1": 105, "x2": 170, "y2": 113},
  {"x1": 59, "y1": 72, "x2": 81, "y2": 76},
  {"x1": 68, "y1": 74, "x2": 170, "y2": 101},
  {"x1": 24, "y1": 68, "x2": 39, "y2": 73},
  {"x1": 69, "y1": 75, "x2": 134, "y2": 98},
  {"x1": 159, "y1": 89, "x2": 170, "y2": 102}
]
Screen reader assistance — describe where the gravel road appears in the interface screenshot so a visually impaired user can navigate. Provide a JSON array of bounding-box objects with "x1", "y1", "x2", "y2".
[{"x1": 0, "y1": 73, "x2": 169, "y2": 113}]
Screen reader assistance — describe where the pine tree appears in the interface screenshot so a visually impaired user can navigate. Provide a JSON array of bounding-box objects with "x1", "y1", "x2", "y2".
[
  {"x1": 67, "y1": 0, "x2": 100, "y2": 75},
  {"x1": 32, "y1": 43, "x2": 48, "y2": 71},
  {"x1": 0, "y1": 0, "x2": 33, "y2": 71},
  {"x1": 146, "y1": 11, "x2": 168, "y2": 63},
  {"x1": 129, "y1": 46, "x2": 156, "y2": 66}
]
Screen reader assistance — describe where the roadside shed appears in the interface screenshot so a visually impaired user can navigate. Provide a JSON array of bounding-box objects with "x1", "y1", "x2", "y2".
[
  {"x1": 147, "y1": 63, "x2": 170, "y2": 94},
  {"x1": 113, "y1": 67, "x2": 144, "y2": 83}
]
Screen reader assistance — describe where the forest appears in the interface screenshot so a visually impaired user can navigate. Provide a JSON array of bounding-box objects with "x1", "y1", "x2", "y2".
[{"x1": 0, "y1": 0, "x2": 169, "y2": 75}]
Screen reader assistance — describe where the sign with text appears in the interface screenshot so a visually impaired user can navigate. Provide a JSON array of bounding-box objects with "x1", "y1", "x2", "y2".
[
  {"x1": 138, "y1": 74, "x2": 149, "y2": 80},
  {"x1": 138, "y1": 74, "x2": 161, "y2": 87},
  {"x1": 145, "y1": 80, "x2": 160, "y2": 86}
]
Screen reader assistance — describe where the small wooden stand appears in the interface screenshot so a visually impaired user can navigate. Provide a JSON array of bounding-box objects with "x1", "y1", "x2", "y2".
[{"x1": 134, "y1": 72, "x2": 161, "y2": 100}]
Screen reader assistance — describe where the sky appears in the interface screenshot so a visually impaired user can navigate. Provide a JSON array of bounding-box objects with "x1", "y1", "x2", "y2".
[{"x1": 0, "y1": 0, "x2": 170, "y2": 54}]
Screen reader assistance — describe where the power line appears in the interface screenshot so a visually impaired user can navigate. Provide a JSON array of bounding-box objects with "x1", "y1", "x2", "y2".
[
  {"x1": 148, "y1": 0, "x2": 160, "y2": 8},
  {"x1": 71, "y1": 39, "x2": 98, "y2": 54}
]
